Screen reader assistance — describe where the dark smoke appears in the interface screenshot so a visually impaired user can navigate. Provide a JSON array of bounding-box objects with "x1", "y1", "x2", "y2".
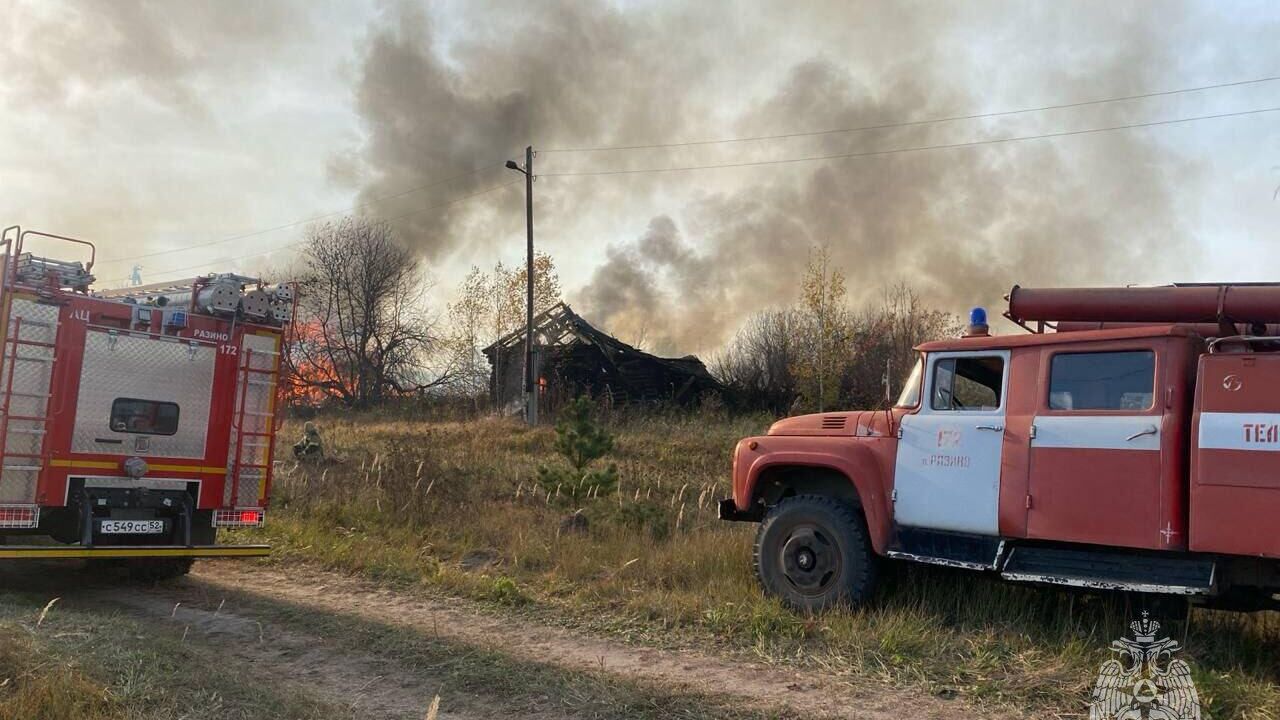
[
  {"x1": 344, "y1": 1, "x2": 1204, "y2": 355},
  {"x1": 577, "y1": 215, "x2": 720, "y2": 351},
  {"x1": 572, "y1": 57, "x2": 1199, "y2": 355},
  {"x1": 344, "y1": 1, "x2": 709, "y2": 260}
]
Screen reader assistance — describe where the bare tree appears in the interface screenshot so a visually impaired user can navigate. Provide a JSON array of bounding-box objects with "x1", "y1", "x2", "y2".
[
  {"x1": 712, "y1": 308, "x2": 800, "y2": 415},
  {"x1": 841, "y1": 283, "x2": 960, "y2": 408},
  {"x1": 714, "y1": 282, "x2": 958, "y2": 415},
  {"x1": 286, "y1": 218, "x2": 447, "y2": 408}
]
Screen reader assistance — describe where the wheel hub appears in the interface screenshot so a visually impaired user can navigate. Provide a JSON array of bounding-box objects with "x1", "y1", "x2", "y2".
[
  {"x1": 797, "y1": 549, "x2": 815, "y2": 570},
  {"x1": 780, "y1": 525, "x2": 840, "y2": 595}
]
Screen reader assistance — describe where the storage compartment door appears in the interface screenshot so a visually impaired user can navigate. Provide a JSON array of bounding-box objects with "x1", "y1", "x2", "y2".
[
  {"x1": 73, "y1": 331, "x2": 216, "y2": 459},
  {"x1": 1191, "y1": 353, "x2": 1280, "y2": 558}
]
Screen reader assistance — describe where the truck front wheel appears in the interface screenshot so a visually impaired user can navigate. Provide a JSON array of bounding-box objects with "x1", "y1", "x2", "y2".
[{"x1": 753, "y1": 494, "x2": 877, "y2": 612}]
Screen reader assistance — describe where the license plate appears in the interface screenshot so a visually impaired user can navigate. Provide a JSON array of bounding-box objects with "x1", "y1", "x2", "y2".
[{"x1": 99, "y1": 519, "x2": 166, "y2": 535}]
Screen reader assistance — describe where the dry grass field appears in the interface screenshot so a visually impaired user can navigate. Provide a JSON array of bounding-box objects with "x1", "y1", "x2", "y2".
[
  {"x1": 241, "y1": 410, "x2": 1280, "y2": 719},
  {"x1": 0, "y1": 626, "x2": 117, "y2": 720},
  {"x1": 1, "y1": 409, "x2": 1275, "y2": 718}
]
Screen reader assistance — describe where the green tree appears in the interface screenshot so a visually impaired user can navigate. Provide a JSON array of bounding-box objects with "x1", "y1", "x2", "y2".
[
  {"x1": 536, "y1": 396, "x2": 618, "y2": 505},
  {"x1": 792, "y1": 246, "x2": 852, "y2": 412},
  {"x1": 493, "y1": 252, "x2": 562, "y2": 338},
  {"x1": 444, "y1": 266, "x2": 492, "y2": 399},
  {"x1": 444, "y1": 253, "x2": 562, "y2": 407}
]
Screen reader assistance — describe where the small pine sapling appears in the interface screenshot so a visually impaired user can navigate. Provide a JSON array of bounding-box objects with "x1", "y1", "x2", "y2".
[{"x1": 537, "y1": 396, "x2": 618, "y2": 505}]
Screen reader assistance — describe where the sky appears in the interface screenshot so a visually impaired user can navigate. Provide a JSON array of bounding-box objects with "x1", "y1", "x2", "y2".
[{"x1": 1, "y1": 0, "x2": 1277, "y2": 356}]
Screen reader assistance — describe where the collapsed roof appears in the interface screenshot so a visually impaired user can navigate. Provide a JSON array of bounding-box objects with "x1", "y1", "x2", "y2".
[{"x1": 482, "y1": 302, "x2": 723, "y2": 407}]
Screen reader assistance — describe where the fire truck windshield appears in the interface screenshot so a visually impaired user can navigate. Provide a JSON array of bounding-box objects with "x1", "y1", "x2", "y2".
[{"x1": 895, "y1": 357, "x2": 923, "y2": 407}]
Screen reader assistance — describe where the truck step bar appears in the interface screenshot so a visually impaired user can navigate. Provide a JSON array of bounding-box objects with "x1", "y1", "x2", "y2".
[
  {"x1": 887, "y1": 527, "x2": 1005, "y2": 570},
  {"x1": 0, "y1": 544, "x2": 270, "y2": 560},
  {"x1": 1000, "y1": 545, "x2": 1216, "y2": 596}
]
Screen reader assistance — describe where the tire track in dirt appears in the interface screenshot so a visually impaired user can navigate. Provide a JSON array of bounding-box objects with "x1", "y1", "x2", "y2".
[
  {"x1": 157, "y1": 561, "x2": 1016, "y2": 720},
  {"x1": 0, "y1": 560, "x2": 562, "y2": 720},
  {"x1": 102, "y1": 591, "x2": 487, "y2": 720}
]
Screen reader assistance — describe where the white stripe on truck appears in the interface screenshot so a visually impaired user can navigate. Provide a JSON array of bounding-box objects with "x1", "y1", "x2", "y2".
[
  {"x1": 1031, "y1": 415, "x2": 1161, "y2": 451},
  {"x1": 1198, "y1": 412, "x2": 1280, "y2": 452}
]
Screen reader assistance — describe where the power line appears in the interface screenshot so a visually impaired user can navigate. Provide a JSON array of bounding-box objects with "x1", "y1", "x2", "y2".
[
  {"x1": 99, "y1": 162, "x2": 506, "y2": 266},
  {"x1": 541, "y1": 104, "x2": 1280, "y2": 177},
  {"x1": 542, "y1": 74, "x2": 1280, "y2": 153},
  {"x1": 100, "y1": 178, "x2": 521, "y2": 286}
]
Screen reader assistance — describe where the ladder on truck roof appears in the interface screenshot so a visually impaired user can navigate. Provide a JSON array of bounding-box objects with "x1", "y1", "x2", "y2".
[
  {"x1": 0, "y1": 227, "x2": 82, "y2": 529},
  {"x1": 96, "y1": 273, "x2": 262, "y2": 299}
]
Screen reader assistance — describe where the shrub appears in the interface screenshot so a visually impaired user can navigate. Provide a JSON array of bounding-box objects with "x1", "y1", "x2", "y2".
[
  {"x1": 489, "y1": 576, "x2": 529, "y2": 606},
  {"x1": 607, "y1": 500, "x2": 670, "y2": 540}
]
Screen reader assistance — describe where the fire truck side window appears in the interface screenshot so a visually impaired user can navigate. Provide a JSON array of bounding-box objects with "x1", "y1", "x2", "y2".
[
  {"x1": 931, "y1": 356, "x2": 1004, "y2": 411},
  {"x1": 110, "y1": 398, "x2": 180, "y2": 435},
  {"x1": 1048, "y1": 351, "x2": 1155, "y2": 411}
]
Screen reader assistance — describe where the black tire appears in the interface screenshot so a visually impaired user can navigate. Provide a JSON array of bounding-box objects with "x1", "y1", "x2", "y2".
[
  {"x1": 126, "y1": 558, "x2": 194, "y2": 583},
  {"x1": 753, "y1": 494, "x2": 877, "y2": 612}
]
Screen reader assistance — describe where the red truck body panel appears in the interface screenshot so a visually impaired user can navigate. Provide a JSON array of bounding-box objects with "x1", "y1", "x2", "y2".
[
  {"x1": 0, "y1": 228, "x2": 291, "y2": 540},
  {"x1": 28, "y1": 292, "x2": 280, "y2": 510},
  {"x1": 1014, "y1": 336, "x2": 1193, "y2": 552},
  {"x1": 732, "y1": 324, "x2": 1270, "y2": 561},
  {"x1": 1190, "y1": 353, "x2": 1280, "y2": 558},
  {"x1": 2, "y1": 289, "x2": 285, "y2": 515},
  {"x1": 734, "y1": 410, "x2": 901, "y2": 553}
]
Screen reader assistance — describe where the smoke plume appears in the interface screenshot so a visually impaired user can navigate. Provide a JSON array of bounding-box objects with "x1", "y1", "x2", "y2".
[{"x1": 343, "y1": 1, "x2": 1208, "y2": 355}]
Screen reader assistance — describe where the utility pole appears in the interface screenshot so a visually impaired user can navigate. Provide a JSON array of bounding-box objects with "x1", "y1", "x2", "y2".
[
  {"x1": 523, "y1": 145, "x2": 536, "y2": 425},
  {"x1": 506, "y1": 146, "x2": 537, "y2": 425}
]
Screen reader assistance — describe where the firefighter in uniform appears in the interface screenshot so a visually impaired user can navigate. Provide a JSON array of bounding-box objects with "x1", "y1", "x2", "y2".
[{"x1": 292, "y1": 421, "x2": 324, "y2": 460}]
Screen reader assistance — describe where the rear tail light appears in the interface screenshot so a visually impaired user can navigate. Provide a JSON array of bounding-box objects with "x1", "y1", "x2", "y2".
[
  {"x1": 0, "y1": 505, "x2": 40, "y2": 529},
  {"x1": 213, "y1": 508, "x2": 265, "y2": 528}
]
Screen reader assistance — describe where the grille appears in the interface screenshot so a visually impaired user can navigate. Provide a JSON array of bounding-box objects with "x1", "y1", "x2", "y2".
[
  {"x1": 0, "y1": 504, "x2": 39, "y2": 529},
  {"x1": 820, "y1": 415, "x2": 847, "y2": 430},
  {"x1": 213, "y1": 508, "x2": 265, "y2": 528}
]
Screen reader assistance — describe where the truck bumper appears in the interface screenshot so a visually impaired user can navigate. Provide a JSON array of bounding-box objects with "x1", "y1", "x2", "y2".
[
  {"x1": 718, "y1": 498, "x2": 763, "y2": 523},
  {"x1": 0, "y1": 544, "x2": 270, "y2": 560}
]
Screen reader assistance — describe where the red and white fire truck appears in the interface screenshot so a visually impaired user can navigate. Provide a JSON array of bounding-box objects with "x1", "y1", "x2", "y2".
[
  {"x1": 722, "y1": 283, "x2": 1280, "y2": 612},
  {"x1": 0, "y1": 226, "x2": 291, "y2": 578}
]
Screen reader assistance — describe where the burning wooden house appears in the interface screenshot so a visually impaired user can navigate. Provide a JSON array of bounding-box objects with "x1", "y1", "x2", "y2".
[{"x1": 483, "y1": 303, "x2": 723, "y2": 411}]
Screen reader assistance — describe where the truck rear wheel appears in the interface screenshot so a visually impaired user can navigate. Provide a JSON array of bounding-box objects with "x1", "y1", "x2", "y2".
[{"x1": 753, "y1": 494, "x2": 877, "y2": 612}]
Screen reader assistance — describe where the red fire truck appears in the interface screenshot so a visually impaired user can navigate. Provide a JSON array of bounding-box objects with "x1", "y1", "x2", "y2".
[
  {"x1": 721, "y1": 283, "x2": 1280, "y2": 612},
  {"x1": 0, "y1": 227, "x2": 291, "y2": 579}
]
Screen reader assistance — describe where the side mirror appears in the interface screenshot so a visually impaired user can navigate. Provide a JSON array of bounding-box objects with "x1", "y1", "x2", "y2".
[{"x1": 883, "y1": 358, "x2": 893, "y2": 404}]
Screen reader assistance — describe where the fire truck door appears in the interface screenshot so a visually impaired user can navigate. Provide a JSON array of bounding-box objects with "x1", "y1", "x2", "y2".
[
  {"x1": 1025, "y1": 349, "x2": 1165, "y2": 550},
  {"x1": 894, "y1": 350, "x2": 1009, "y2": 536}
]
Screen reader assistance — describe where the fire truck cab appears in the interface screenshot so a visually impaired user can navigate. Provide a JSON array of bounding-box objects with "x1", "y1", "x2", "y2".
[
  {"x1": 0, "y1": 227, "x2": 290, "y2": 579},
  {"x1": 722, "y1": 284, "x2": 1280, "y2": 612}
]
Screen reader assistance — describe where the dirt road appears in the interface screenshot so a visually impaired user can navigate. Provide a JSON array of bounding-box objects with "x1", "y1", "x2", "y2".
[{"x1": 3, "y1": 560, "x2": 1016, "y2": 719}]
